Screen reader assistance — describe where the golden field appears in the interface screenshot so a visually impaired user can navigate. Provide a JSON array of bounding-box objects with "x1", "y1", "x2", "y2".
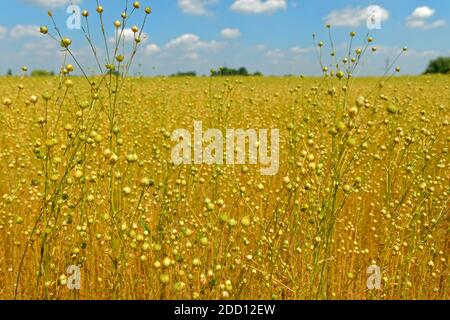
[{"x1": 0, "y1": 74, "x2": 448, "y2": 300}]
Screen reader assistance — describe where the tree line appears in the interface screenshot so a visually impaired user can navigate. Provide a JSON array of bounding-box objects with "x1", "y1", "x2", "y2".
[
  {"x1": 169, "y1": 67, "x2": 263, "y2": 77},
  {"x1": 424, "y1": 57, "x2": 450, "y2": 74},
  {"x1": 5, "y1": 58, "x2": 450, "y2": 77}
]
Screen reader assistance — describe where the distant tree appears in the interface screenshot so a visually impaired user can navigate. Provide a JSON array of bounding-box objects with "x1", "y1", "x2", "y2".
[
  {"x1": 211, "y1": 67, "x2": 261, "y2": 77},
  {"x1": 253, "y1": 71, "x2": 263, "y2": 76},
  {"x1": 424, "y1": 57, "x2": 450, "y2": 74},
  {"x1": 238, "y1": 67, "x2": 248, "y2": 76},
  {"x1": 170, "y1": 71, "x2": 197, "y2": 77},
  {"x1": 6, "y1": 68, "x2": 12, "y2": 76},
  {"x1": 31, "y1": 69, "x2": 54, "y2": 77}
]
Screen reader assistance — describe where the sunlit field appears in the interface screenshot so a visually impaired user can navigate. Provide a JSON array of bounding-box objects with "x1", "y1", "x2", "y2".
[
  {"x1": 0, "y1": 0, "x2": 449, "y2": 301},
  {"x1": 0, "y1": 74, "x2": 448, "y2": 300}
]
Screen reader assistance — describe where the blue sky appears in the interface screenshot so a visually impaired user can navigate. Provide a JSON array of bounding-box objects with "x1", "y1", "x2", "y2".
[{"x1": 0, "y1": 0, "x2": 449, "y2": 76}]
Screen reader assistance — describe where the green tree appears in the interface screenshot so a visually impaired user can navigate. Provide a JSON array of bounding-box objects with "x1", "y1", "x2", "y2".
[
  {"x1": 424, "y1": 57, "x2": 450, "y2": 74},
  {"x1": 31, "y1": 69, "x2": 55, "y2": 77},
  {"x1": 238, "y1": 67, "x2": 248, "y2": 76},
  {"x1": 211, "y1": 66, "x2": 261, "y2": 77},
  {"x1": 170, "y1": 71, "x2": 197, "y2": 77}
]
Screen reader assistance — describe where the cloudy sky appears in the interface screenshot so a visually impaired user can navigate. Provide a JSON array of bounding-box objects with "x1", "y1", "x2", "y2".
[{"x1": 0, "y1": 0, "x2": 449, "y2": 76}]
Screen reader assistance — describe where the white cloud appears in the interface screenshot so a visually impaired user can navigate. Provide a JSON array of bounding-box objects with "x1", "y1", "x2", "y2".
[
  {"x1": 266, "y1": 49, "x2": 285, "y2": 59},
  {"x1": 406, "y1": 19, "x2": 426, "y2": 29},
  {"x1": 324, "y1": 5, "x2": 389, "y2": 27},
  {"x1": 108, "y1": 29, "x2": 149, "y2": 44},
  {"x1": 19, "y1": 38, "x2": 59, "y2": 61},
  {"x1": 0, "y1": 26, "x2": 7, "y2": 39},
  {"x1": 254, "y1": 44, "x2": 267, "y2": 51},
  {"x1": 144, "y1": 44, "x2": 161, "y2": 56},
  {"x1": 290, "y1": 46, "x2": 314, "y2": 54},
  {"x1": 407, "y1": 19, "x2": 446, "y2": 30},
  {"x1": 10, "y1": 25, "x2": 41, "y2": 38},
  {"x1": 231, "y1": 0, "x2": 287, "y2": 15},
  {"x1": 71, "y1": 45, "x2": 103, "y2": 61},
  {"x1": 265, "y1": 46, "x2": 315, "y2": 63},
  {"x1": 165, "y1": 33, "x2": 224, "y2": 52},
  {"x1": 407, "y1": 6, "x2": 446, "y2": 30},
  {"x1": 185, "y1": 52, "x2": 199, "y2": 61},
  {"x1": 409, "y1": 6, "x2": 435, "y2": 19},
  {"x1": 22, "y1": 0, "x2": 82, "y2": 8},
  {"x1": 375, "y1": 45, "x2": 440, "y2": 59},
  {"x1": 221, "y1": 28, "x2": 241, "y2": 39},
  {"x1": 16, "y1": 38, "x2": 105, "y2": 72},
  {"x1": 178, "y1": 0, "x2": 217, "y2": 16},
  {"x1": 427, "y1": 20, "x2": 446, "y2": 29}
]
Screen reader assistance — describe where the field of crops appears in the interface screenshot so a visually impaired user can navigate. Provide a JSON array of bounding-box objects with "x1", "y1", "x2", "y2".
[{"x1": 0, "y1": 73, "x2": 448, "y2": 300}]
